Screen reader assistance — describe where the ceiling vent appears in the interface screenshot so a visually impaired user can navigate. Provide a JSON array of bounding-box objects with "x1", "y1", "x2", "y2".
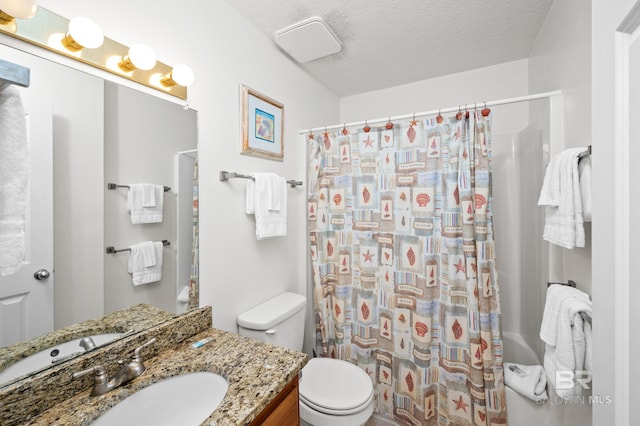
[{"x1": 274, "y1": 17, "x2": 341, "y2": 63}]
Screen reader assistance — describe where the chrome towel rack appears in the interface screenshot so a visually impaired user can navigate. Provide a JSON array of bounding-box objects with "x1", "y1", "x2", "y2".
[
  {"x1": 106, "y1": 240, "x2": 170, "y2": 254},
  {"x1": 108, "y1": 183, "x2": 171, "y2": 192},
  {"x1": 0, "y1": 59, "x2": 30, "y2": 87},
  {"x1": 219, "y1": 170, "x2": 303, "y2": 188},
  {"x1": 578, "y1": 145, "x2": 591, "y2": 160}
]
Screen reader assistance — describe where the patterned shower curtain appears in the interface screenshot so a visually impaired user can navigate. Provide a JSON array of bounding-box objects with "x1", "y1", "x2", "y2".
[
  {"x1": 188, "y1": 159, "x2": 199, "y2": 311},
  {"x1": 307, "y1": 111, "x2": 508, "y2": 425}
]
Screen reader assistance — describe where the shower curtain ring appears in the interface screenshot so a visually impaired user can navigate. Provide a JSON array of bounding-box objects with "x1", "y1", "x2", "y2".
[
  {"x1": 481, "y1": 101, "x2": 491, "y2": 117},
  {"x1": 385, "y1": 116, "x2": 394, "y2": 129}
]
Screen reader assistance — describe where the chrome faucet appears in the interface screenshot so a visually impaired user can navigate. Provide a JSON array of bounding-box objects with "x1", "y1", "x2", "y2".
[
  {"x1": 72, "y1": 337, "x2": 157, "y2": 396},
  {"x1": 79, "y1": 337, "x2": 97, "y2": 351}
]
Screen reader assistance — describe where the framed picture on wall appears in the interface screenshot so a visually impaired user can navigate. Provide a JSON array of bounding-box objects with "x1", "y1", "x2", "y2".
[{"x1": 240, "y1": 84, "x2": 284, "y2": 161}]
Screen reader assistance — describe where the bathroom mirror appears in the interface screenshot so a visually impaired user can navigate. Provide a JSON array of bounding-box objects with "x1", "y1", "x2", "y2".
[{"x1": 0, "y1": 41, "x2": 198, "y2": 386}]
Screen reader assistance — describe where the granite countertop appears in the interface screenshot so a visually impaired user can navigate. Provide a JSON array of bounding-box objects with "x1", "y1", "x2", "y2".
[
  {"x1": 0, "y1": 304, "x2": 176, "y2": 377},
  {"x1": 25, "y1": 328, "x2": 309, "y2": 426}
]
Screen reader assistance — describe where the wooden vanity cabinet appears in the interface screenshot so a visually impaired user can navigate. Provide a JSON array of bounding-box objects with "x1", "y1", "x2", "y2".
[{"x1": 250, "y1": 376, "x2": 300, "y2": 425}]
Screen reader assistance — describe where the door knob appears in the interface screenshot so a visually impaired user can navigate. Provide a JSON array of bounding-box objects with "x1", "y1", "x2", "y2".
[{"x1": 33, "y1": 269, "x2": 51, "y2": 280}]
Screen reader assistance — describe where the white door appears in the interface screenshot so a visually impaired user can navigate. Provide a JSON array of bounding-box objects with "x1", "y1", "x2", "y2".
[
  {"x1": 0, "y1": 91, "x2": 53, "y2": 347},
  {"x1": 614, "y1": 2, "x2": 640, "y2": 423}
]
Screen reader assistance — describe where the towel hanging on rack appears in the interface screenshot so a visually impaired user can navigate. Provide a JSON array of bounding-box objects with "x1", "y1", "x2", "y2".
[
  {"x1": 126, "y1": 183, "x2": 165, "y2": 224},
  {"x1": 537, "y1": 147, "x2": 587, "y2": 249},
  {"x1": 246, "y1": 173, "x2": 288, "y2": 239},
  {"x1": 127, "y1": 241, "x2": 164, "y2": 285},
  {"x1": 0, "y1": 80, "x2": 29, "y2": 276}
]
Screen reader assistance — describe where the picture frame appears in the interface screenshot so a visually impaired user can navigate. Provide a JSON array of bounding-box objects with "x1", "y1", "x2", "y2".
[{"x1": 240, "y1": 84, "x2": 284, "y2": 161}]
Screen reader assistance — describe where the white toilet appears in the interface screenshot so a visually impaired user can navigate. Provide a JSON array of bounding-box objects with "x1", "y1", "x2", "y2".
[{"x1": 237, "y1": 292, "x2": 374, "y2": 426}]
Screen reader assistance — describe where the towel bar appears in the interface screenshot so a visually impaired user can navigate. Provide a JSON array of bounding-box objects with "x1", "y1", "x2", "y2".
[
  {"x1": 578, "y1": 145, "x2": 591, "y2": 160},
  {"x1": 0, "y1": 59, "x2": 30, "y2": 87},
  {"x1": 547, "y1": 280, "x2": 577, "y2": 288},
  {"x1": 219, "y1": 170, "x2": 303, "y2": 188},
  {"x1": 108, "y1": 183, "x2": 171, "y2": 192},
  {"x1": 106, "y1": 240, "x2": 170, "y2": 254}
]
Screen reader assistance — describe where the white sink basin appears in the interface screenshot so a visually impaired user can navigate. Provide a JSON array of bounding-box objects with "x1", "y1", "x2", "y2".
[
  {"x1": 0, "y1": 333, "x2": 122, "y2": 383},
  {"x1": 92, "y1": 372, "x2": 228, "y2": 426}
]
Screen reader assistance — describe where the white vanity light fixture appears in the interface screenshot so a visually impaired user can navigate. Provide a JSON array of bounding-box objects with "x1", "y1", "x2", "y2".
[
  {"x1": 61, "y1": 17, "x2": 104, "y2": 52},
  {"x1": 0, "y1": 6, "x2": 189, "y2": 99},
  {"x1": 118, "y1": 43, "x2": 157, "y2": 72},
  {"x1": 0, "y1": 0, "x2": 37, "y2": 24},
  {"x1": 160, "y1": 64, "x2": 194, "y2": 87}
]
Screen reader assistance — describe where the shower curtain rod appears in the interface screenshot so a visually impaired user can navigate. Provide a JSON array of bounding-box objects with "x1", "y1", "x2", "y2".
[{"x1": 299, "y1": 90, "x2": 562, "y2": 134}]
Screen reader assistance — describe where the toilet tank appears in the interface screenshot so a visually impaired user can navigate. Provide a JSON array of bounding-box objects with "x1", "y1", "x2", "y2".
[{"x1": 237, "y1": 292, "x2": 306, "y2": 352}]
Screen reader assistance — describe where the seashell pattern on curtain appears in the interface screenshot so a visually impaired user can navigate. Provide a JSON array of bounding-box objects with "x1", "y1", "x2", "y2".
[{"x1": 307, "y1": 111, "x2": 508, "y2": 425}]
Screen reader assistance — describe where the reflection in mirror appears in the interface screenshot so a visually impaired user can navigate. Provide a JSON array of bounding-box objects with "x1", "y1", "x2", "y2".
[
  {"x1": 0, "y1": 41, "x2": 198, "y2": 385},
  {"x1": 0, "y1": 304, "x2": 175, "y2": 387}
]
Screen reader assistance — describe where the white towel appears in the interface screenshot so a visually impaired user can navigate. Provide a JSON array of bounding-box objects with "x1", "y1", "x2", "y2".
[
  {"x1": 266, "y1": 173, "x2": 284, "y2": 211},
  {"x1": 578, "y1": 156, "x2": 592, "y2": 222},
  {"x1": 127, "y1": 241, "x2": 163, "y2": 285},
  {"x1": 504, "y1": 363, "x2": 548, "y2": 402},
  {"x1": 537, "y1": 148, "x2": 586, "y2": 249},
  {"x1": 247, "y1": 173, "x2": 287, "y2": 239},
  {"x1": 540, "y1": 285, "x2": 592, "y2": 398},
  {"x1": 540, "y1": 284, "x2": 590, "y2": 346},
  {"x1": 246, "y1": 178, "x2": 255, "y2": 214},
  {"x1": 584, "y1": 319, "x2": 592, "y2": 373},
  {"x1": 554, "y1": 297, "x2": 592, "y2": 371},
  {"x1": 128, "y1": 184, "x2": 164, "y2": 224},
  {"x1": 0, "y1": 83, "x2": 29, "y2": 276},
  {"x1": 543, "y1": 344, "x2": 576, "y2": 398}
]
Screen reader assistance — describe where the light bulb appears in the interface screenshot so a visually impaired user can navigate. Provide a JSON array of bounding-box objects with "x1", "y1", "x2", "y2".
[
  {"x1": 0, "y1": 0, "x2": 37, "y2": 24},
  {"x1": 118, "y1": 44, "x2": 156, "y2": 72},
  {"x1": 160, "y1": 64, "x2": 194, "y2": 87},
  {"x1": 62, "y1": 17, "x2": 104, "y2": 52}
]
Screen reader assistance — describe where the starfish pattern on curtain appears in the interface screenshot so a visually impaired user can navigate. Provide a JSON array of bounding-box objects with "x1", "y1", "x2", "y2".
[{"x1": 307, "y1": 111, "x2": 508, "y2": 425}]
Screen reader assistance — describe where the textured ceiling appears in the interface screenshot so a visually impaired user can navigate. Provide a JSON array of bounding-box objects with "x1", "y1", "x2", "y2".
[{"x1": 225, "y1": 0, "x2": 554, "y2": 97}]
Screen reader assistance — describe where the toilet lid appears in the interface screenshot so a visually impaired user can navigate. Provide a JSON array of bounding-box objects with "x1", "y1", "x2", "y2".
[{"x1": 299, "y1": 358, "x2": 374, "y2": 415}]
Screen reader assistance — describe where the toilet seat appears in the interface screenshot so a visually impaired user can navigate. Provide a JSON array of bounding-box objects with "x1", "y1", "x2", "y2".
[{"x1": 299, "y1": 358, "x2": 374, "y2": 416}]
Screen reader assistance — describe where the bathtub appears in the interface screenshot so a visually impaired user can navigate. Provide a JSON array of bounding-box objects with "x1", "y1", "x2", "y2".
[{"x1": 502, "y1": 332, "x2": 551, "y2": 426}]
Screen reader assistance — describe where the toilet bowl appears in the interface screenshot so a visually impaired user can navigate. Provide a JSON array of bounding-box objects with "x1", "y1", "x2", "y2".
[
  {"x1": 299, "y1": 358, "x2": 374, "y2": 426},
  {"x1": 237, "y1": 292, "x2": 374, "y2": 426}
]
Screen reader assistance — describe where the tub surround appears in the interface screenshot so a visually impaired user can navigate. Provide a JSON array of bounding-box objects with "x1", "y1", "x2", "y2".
[
  {"x1": 0, "y1": 304, "x2": 176, "y2": 379},
  {"x1": 0, "y1": 306, "x2": 308, "y2": 426}
]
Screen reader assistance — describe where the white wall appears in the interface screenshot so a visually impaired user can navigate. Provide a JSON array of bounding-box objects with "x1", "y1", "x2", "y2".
[
  {"x1": 528, "y1": 0, "x2": 593, "y2": 297},
  {"x1": 340, "y1": 59, "x2": 530, "y2": 133},
  {"x1": 34, "y1": 0, "x2": 340, "y2": 338}
]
